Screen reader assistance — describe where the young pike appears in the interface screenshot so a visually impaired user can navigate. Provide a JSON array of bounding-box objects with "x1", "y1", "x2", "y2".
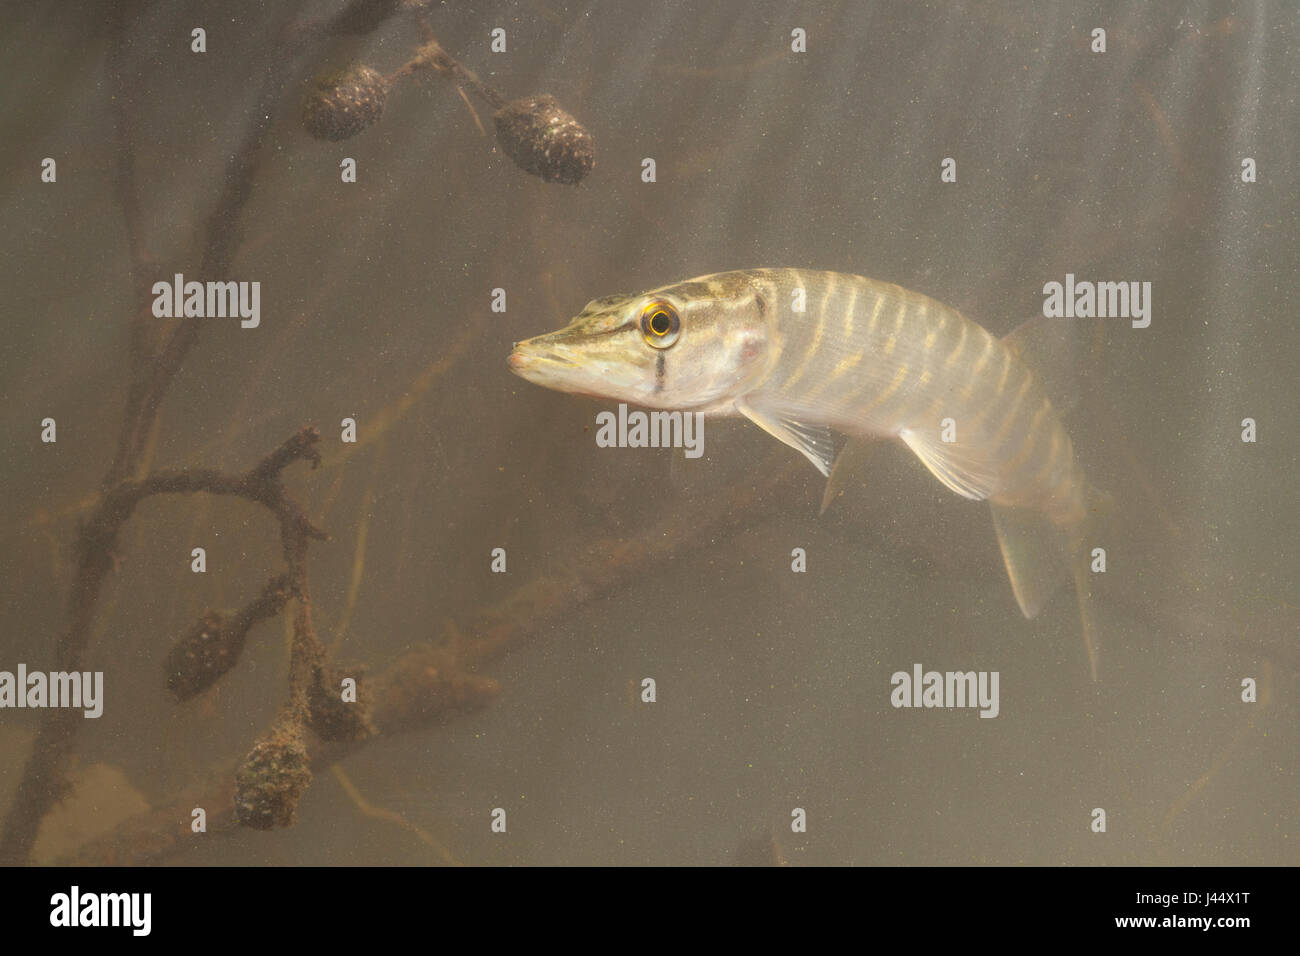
[{"x1": 509, "y1": 269, "x2": 1109, "y2": 677}]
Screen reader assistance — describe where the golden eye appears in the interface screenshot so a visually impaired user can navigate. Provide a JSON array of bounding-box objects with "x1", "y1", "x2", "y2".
[{"x1": 640, "y1": 301, "x2": 680, "y2": 349}]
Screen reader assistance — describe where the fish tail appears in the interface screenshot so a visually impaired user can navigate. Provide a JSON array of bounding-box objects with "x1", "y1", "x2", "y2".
[
  {"x1": 991, "y1": 480, "x2": 1113, "y2": 680},
  {"x1": 989, "y1": 503, "x2": 1070, "y2": 620},
  {"x1": 1069, "y1": 482, "x2": 1114, "y2": 681}
]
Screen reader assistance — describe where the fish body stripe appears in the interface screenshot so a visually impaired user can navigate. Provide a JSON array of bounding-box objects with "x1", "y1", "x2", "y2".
[{"x1": 703, "y1": 270, "x2": 1084, "y2": 518}]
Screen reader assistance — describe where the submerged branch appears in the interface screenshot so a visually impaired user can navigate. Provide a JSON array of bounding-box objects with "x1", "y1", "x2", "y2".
[
  {"x1": 1, "y1": 428, "x2": 327, "y2": 864},
  {"x1": 57, "y1": 455, "x2": 803, "y2": 864},
  {"x1": 1, "y1": 0, "x2": 400, "y2": 864}
]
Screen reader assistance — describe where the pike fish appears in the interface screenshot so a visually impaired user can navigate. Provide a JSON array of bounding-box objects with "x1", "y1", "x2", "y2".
[{"x1": 508, "y1": 269, "x2": 1108, "y2": 675}]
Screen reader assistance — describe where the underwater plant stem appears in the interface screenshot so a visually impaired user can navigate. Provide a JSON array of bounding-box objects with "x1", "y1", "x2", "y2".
[
  {"x1": 0, "y1": 429, "x2": 327, "y2": 864},
  {"x1": 330, "y1": 765, "x2": 462, "y2": 865},
  {"x1": 54, "y1": 454, "x2": 803, "y2": 864},
  {"x1": 456, "y1": 86, "x2": 489, "y2": 137},
  {"x1": 389, "y1": 34, "x2": 507, "y2": 110},
  {"x1": 0, "y1": 0, "x2": 395, "y2": 861}
]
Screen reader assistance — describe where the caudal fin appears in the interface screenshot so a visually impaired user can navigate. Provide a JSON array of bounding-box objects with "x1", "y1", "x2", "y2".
[
  {"x1": 1068, "y1": 483, "x2": 1114, "y2": 681},
  {"x1": 989, "y1": 503, "x2": 1070, "y2": 619},
  {"x1": 991, "y1": 484, "x2": 1112, "y2": 680}
]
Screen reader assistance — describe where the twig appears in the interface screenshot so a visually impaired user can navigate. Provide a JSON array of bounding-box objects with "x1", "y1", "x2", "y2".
[
  {"x1": 0, "y1": 429, "x2": 327, "y2": 863},
  {"x1": 389, "y1": 35, "x2": 507, "y2": 110},
  {"x1": 0, "y1": 0, "x2": 398, "y2": 862},
  {"x1": 456, "y1": 86, "x2": 488, "y2": 137},
  {"x1": 55, "y1": 454, "x2": 804, "y2": 864}
]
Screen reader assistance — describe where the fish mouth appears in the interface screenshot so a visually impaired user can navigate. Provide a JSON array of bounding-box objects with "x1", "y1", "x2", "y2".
[
  {"x1": 507, "y1": 337, "x2": 583, "y2": 388},
  {"x1": 508, "y1": 334, "x2": 622, "y2": 400},
  {"x1": 508, "y1": 343, "x2": 577, "y2": 371}
]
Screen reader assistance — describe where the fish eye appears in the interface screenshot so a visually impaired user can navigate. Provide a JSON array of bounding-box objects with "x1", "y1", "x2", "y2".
[{"x1": 640, "y1": 301, "x2": 680, "y2": 349}]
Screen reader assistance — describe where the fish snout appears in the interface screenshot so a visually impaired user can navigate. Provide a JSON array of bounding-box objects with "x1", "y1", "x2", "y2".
[{"x1": 508, "y1": 335, "x2": 578, "y2": 374}]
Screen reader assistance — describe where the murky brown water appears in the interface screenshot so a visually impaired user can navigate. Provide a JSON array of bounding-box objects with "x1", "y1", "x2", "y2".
[{"x1": 0, "y1": 0, "x2": 1294, "y2": 865}]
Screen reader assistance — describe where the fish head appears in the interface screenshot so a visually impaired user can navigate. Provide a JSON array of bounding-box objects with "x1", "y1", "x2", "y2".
[{"x1": 508, "y1": 274, "x2": 770, "y2": 410}]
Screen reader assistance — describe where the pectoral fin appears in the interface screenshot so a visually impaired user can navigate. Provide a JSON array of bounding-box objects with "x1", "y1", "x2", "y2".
[{"x1": 736, "y1": 398, "x2": 835, "y2": 477}]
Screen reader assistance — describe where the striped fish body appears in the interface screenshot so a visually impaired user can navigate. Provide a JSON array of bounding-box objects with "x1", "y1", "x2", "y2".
[
  {"x1": 739, "y1": 269, "x2": 1089, "y2": 529},
  {"x1": 509, "y1": 268, "x2": 1106, "y2": 646}
]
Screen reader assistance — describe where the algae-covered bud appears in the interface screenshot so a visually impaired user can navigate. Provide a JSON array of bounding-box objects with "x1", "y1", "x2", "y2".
[
  {"x1": 233, "y1": 725, "x2": 312, "y2": 830},
  {"x1": 493, "y1": 94, "x2": 594, "y2": 185},
  {"x1": 307, "y1": 665, "x2": 373, "y2": 743},
  {"x1": 302, "y1": 65, "x2": 389, "y2": 141},
  {"x1": 165, "y1": 578, "x2": 294, "y2": 700},
  {"x1": 165, "y1": 610, "x2": 240, "y2": 701}
]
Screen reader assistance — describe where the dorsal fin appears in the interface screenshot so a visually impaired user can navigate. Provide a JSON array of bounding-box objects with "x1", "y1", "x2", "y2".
[{"x1": 1002, "y1": 315, "x2": 1092, "y2": 416}]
